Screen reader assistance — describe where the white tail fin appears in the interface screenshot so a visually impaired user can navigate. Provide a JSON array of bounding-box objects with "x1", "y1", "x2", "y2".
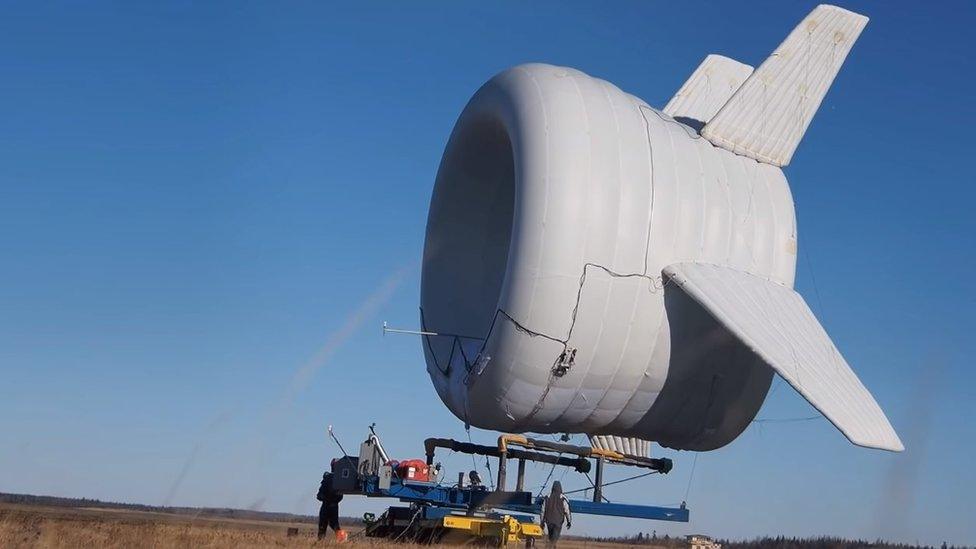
[
  {"x1": 664, "y1": 54, "x2": 754, "y2": 132},
  {"x1": 664, "y1": 262, "x2": 903, "y2": 452},
  {"x1": 701, "y1": 5, "x2": 869, "y2": 166}
]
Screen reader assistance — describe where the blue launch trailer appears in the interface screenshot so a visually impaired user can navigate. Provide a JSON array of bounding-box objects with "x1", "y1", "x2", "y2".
[
  {"x1": 360, "y1": 474, "x2": 689, "y2": 522},
  {"x1": 331, "y1": 428, "x2": 688, "y2": 544}
]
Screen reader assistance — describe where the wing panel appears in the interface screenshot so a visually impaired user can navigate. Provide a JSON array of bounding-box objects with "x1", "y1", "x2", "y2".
[{"x1": 663, "y1": 262, "x2": 903, "y2": 451}]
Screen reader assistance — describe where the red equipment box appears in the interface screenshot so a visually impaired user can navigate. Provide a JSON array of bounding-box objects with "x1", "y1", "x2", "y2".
[{"x1": 393, "y1": 459, "x2": 430, "y2": 482}]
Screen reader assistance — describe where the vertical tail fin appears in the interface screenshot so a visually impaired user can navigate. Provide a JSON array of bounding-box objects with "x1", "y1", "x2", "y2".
[
  {"x1": 664, "y1": 54, "x2": 754, "y2": 132},
  {"x1": 701, "y1": 5, "x2": 869, "y2": 166}
]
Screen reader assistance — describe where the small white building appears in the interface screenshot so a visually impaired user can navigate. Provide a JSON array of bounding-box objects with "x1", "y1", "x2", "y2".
[{"x1": 686, "y1": 534, "x2": 721, "y2": 549}]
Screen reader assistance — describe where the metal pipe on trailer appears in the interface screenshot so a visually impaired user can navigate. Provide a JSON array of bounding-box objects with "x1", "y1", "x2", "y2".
[
  {"x1": 593, "y1": 456, "x2": 604, "y2": 503},
  {"x1": 515, "y1": 459, "x2": 526, "y2": 492},
  {"x1": 424, "y1": 438, "x2": 592, "y2": 474},
  {"x1": 497, "y1": 449, "x2": 507, "y2": 491}
]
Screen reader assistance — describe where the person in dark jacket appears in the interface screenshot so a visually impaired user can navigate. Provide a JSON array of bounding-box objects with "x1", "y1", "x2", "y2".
[
  {"x1": 316, "y1": 471, "x2": 344, "y2": 540},
  {"x1": 541, "y1": 481, "x2": 572, "y2": 546}
]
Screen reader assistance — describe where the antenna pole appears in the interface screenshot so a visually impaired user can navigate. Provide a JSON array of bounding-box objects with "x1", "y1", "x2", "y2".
[{"x1": 382, "y1": 322, "x2": 439, "y2": 337}]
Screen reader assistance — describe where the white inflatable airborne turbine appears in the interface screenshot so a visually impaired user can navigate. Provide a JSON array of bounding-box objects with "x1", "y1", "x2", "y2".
[{"x1": 420, "y1": 5, "x2": 902, "y2": 453}]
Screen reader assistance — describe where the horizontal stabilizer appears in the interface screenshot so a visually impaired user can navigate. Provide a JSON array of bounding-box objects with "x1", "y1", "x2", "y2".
[
  {"x1": 664, "y1": 54, "x2": 754, "y2": 131},
  {"x1": 663, "y1": 262, "x2": 903, "y2": 452},
  {"x1": 701, "y1": 5, "x2": 869, "y2": 166}
]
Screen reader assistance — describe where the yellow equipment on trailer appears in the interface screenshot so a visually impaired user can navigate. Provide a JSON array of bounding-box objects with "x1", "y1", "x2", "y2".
[{"x1": 441, "y1": 514, "x2": 543, "y2": 546}]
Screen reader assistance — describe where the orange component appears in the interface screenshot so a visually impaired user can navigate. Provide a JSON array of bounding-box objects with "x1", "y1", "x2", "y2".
[
  {"x1": 336, "y1": 529, "x2": 348, "y2": 543},
  {"x1": 395, "y1": 459, "x2": 430, "y2": 481}
]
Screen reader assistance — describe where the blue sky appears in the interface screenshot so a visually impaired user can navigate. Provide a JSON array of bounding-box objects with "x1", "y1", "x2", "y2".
[{"x1": 1, "y1": 1, "x2": 973, "y2": 545}]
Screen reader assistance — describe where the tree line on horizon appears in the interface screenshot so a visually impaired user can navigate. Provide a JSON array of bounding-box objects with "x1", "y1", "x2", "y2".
[{"x1": 578, "y1": 531, "x2": 963, "y2": 549}]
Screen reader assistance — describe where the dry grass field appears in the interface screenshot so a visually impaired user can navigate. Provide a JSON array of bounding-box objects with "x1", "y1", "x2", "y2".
[
  {"x1": 0, "y1": 502, "x2": 325, "y2": 548},
  {"x1": 0, "y1": 502, "x2": 650, "y2": 549}
]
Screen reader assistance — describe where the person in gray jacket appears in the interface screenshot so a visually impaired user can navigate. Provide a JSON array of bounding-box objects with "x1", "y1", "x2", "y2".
[{"x1": 541, "y1": 481, "x2": 572, "y2": 546}]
